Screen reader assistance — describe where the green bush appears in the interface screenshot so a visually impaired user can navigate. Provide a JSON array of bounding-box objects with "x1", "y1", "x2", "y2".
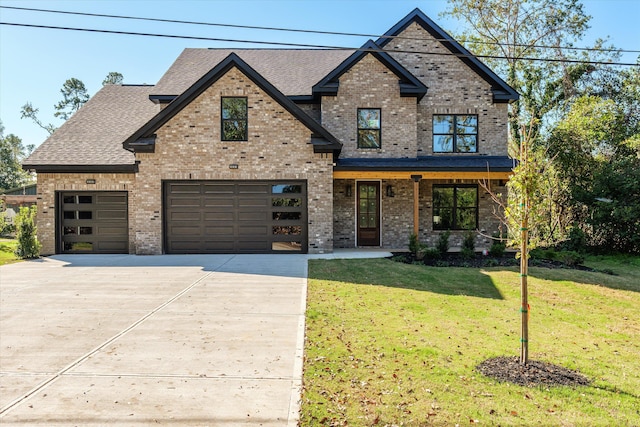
[
  {"x1": 460, "y1": 247, "x2": 475, "y2": 259},
  {"x1": 436, "y1": 230, "x2": 451, "y2": 254},
  {"x1": 409, "y1": 233, "x2": 419, "y2": 255},
  {"x1": 15, "y1": 206, "x2": 41, "y2": 259},
  {"x1": 557, "y1": 250, "x2": 585, "y2": 267},
  {"x1": 422, "y1": 247, "x2": 441, "y2": 260},
  {"x1": 530, "y1": 247, "x2": 557, "y2": 261},
  {"x1": 462, "y1": 231, "x2": 476, "y2": 252},
  {"x1": 489, "y1": 232, "x2": 506, "y2": 257}
]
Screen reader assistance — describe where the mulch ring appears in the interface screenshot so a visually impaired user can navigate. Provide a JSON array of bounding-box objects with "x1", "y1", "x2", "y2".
[{"x1": 476, "y1": 356, "x2": 590, "y2": 387}]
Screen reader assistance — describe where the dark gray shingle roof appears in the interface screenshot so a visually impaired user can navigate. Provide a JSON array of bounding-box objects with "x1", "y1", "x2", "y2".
[
  {"x1": 335, "y1": 156, "x2": 515, "y2": 172},
  {"x1": 152, "y1": 48, "x2": 354, "y2": 97},
  {"x1": 23, "y1": 85, "x2": 159, "y2": 169}
]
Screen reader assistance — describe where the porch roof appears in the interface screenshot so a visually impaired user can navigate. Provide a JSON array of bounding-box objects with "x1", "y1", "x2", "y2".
[
  {"x1": 333, "y1": 156, "x2": 514, "y2": 180},
  {"x1": 334, "y1": 156, "x2": 515, "y2": 172}
]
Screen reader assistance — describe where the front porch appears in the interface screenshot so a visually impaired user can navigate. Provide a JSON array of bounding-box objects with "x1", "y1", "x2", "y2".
[{"x1": 332, "y1": 165, "x2": 511, "y2": 251}]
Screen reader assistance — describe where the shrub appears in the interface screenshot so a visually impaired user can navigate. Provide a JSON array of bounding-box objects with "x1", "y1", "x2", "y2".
[
  {"x1": 530, "y1": 247, "x2": 557, "y2": 261},
  {"x1": 489, "y1": 232, "x2": 506, "y2": 257},
  {"x1": 557, "y1": 250, "x2": 585, "y2": 267},
  {"x1": 422, "y1": 247, "x2": 441, "y2": 260},
  {"x1": 409, "y1": 233, "x2": 419, "y2": 255},
  {"x1": 436, "y1": 230, "x2": 451, "y2": 254},
  {"x1": 462, "y1": 231, "x2": 476, "y2": 252},
  {"x1": 15, "y1": 206, "x2": 41, "y2": 259},
  {"x1": 460, "y1": 247, "x2": 475, "y2": 259}
]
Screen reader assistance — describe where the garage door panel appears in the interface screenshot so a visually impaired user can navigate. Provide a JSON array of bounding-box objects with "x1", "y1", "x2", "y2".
[
  {"x1": 170, "y1": 211, "x2": 202, "y2": 221},
  {"x1": 164, "y1": 180, "x2": 306, "y2": 254},
  {"x1": 203, "y1": 184, "x2": 235, "y2": 194},
  {"x1": 237, "y1": 211, "x2": 268, "y2": 221},
  {"x1": 204, "y1": 226, "x2": 235, "y2": 235},
  {"x1": 237, "y1": 184, "x2": 270, "y2": 194},
  {"x1": 203, "y1": 211, "x2": 235, "y2": 221}
]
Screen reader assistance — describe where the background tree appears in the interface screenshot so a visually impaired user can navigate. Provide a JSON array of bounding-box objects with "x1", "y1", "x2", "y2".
[
  {"x1": 102, "y1": 71, "x2": 124, "y2": 85},
  {"x1": 20, "y1": 71, "x2": 123, "y2": 134},
  {"x1": 19, "y1": 102, "x2": 56, "y2": 135},
  {"x1": 0, "y1": 120, "x2": 34, "y2": 191},
  {"x1": 442, "y1": 0, "x2": 601, "y2": 144},
  {"x1": 53, "y1": 77, "x2": 89, "y2": 120}
]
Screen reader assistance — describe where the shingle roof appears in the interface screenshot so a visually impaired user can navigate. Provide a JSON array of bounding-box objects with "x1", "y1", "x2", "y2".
[
  {"x1": 125, "y1": 53, "x2": 342, "y2": 155},
  {"x1": 152, "y1": 48, "x2": 353, "y2": 97},
  {"x1": 335, "y1": 156, "x2": 515, "y2": 172},
  {"x1": 23, "y1": 85, "x2": 158, "y2": 170}
]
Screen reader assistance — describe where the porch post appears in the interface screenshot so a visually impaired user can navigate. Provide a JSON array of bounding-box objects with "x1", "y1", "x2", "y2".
[{"x1": 411, "y1": 175, "x2": 422, "y2": 236}]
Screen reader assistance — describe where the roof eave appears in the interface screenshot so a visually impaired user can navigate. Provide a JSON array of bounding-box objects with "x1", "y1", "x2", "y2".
[{"x1": 21, "y1": 164, "x2": 139, "y2": 173}]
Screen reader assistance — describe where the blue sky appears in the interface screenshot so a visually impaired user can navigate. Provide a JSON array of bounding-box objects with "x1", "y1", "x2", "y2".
[{"x1": 1, "y1": 0, "x2": 638, "y2": 149}]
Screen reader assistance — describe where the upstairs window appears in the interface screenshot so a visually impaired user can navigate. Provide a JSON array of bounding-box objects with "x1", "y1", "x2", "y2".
[
  {"x1": 432, "y1": 185, "x2": 478, "y2": 230},
  {"x1": 221, "y1": 97, "x2": 248, "y2": 141},
  {"x1": 357, "y1": 108, "x2": 381, "y2": 149},
  {"x1": 433, "y1": 115, "x2": 478, "y2": 153}
]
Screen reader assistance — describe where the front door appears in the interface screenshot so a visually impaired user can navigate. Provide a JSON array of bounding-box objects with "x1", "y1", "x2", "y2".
[{"x1": 357, "y1": 182, "x2": 380, "y2": 246}]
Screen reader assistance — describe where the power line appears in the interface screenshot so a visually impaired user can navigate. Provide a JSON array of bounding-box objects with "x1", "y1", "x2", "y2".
[
  {"x1": 2, "y1": 5, "x2": 639, "y2": 56},
  {"x1": 1, "y1": 21, "x2": 638, "y2": 67}
]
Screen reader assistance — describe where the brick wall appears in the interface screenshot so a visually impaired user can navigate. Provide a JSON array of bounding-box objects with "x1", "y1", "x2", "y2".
[
  {"x1": 35, "y1": 172, "x2": 136, "y2": 255},
  {"x1": 333, "y1": 177, "x2": 506, "y2": 251},
  {"x1": 385, "y1": 22, "x2": 509, "y2": 157},
  {"x1": 134, "y1": 66, "x2": 334, "y2": 254},
  {"x1": 321, "y1": 54, "x2": 418, "y2": 158}
]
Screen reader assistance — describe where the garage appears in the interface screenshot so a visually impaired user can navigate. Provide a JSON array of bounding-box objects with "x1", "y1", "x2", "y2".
[
  {"x1": 163, "y1": 180, "x2": 308, "y2": 254},
  {"x1": 57, "y1": 192, "x2": 129, "y2": 254}
]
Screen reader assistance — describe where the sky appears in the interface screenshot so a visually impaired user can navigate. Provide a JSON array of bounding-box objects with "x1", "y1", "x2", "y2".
[{"x1": 1, "y1": 0, "x2": 638, "y2": 149}]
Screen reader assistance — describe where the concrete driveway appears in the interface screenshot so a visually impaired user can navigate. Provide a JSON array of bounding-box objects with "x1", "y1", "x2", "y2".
[{"x1": 0, "y1": 254, "x2": 312, "y2": 426}]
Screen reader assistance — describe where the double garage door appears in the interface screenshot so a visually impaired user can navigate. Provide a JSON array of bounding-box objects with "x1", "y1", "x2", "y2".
[{"x1": 164, "y1": 180, "x2": 308, "y2": 254}]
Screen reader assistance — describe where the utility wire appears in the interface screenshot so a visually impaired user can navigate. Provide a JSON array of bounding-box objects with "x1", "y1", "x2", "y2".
[
  {"x1": 2, "y1": 5, "x2": 639, "y2": 55},
  {"x1": 1, "y1": 21, "x2": 638, "y2": 67}
]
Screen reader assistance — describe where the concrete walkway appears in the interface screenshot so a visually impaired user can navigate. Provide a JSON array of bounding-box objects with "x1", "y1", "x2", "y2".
[{"x1": 0, "y1": 251, "x2": 390, "y2": 426}]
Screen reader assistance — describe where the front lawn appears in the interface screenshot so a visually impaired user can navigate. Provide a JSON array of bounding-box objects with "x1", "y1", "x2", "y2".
[
  {"x1": 301, "y1": 256, "x2": 640, "y2": 426},
  {"x1": 0, "y1": 238, "x2": 19, "y2": 265}
]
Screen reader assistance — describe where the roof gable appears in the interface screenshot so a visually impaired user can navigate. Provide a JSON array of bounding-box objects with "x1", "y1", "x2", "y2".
[
  {"x1": 124, "y1": 53, "x2": 342, "y2": 154},
  {"x1": 377, "y1": 8, "x2": 518, "y2": 103},
  {"x1": 313, "y1": 40, "x2": 428, "y2": 101}
]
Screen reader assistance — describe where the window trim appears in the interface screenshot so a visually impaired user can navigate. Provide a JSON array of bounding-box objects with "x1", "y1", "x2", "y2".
[
  {"x1": 433, "y1": 114, "x2": 478, "y2": 153},
  {"x1": 432, "y1": 184, "x2": 478, "y2": 230},
  {"x1": 221, "y1": 96, "x2": 248, "y2": 141},
  {"x1": 357, "y1": 108, "x2": 381, "y2": 149}
]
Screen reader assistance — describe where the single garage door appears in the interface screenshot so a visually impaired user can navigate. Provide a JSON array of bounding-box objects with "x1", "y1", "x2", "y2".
[
  {"x1": 164, "y1": 180, "x2": 307, "y2": 254},
  {"x1": 58, "y1": 192, "x2": 128, "y2": 254}
]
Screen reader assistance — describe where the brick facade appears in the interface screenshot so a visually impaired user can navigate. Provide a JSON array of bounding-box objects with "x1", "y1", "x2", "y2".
[
  {"x1": 133, "y1": 66, "x2": 334, "y2": 254},
  {"x1": 385, "y1": 22, "x2": 509, "y2": 157},
  {"x1": 321, "y1": 54, "x2": 418, "y2": 158},
  {"x1": 35, "y1": 172, "x2": 136, "y2": 255}
]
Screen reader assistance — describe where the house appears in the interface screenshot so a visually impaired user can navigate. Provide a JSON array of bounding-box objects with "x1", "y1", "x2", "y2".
[
  {"x1": 23, "y1": 9, "x2": 517, "y2": 255},
  {"x1": 1, "y1": 183, "x2": 38, "y2": 224}
]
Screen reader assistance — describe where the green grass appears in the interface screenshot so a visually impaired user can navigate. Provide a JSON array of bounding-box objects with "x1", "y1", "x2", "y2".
[
  {"x1": 301, "y1": 256, "x2": 640, "y2": 426},
  {"x1": 0, "y1": 238, "x2": 19, "y2": 265}
]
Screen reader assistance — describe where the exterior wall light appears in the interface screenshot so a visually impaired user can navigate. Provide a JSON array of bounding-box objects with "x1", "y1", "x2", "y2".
[
  {"x1": 386, "y1": 185, "x2": 395, "y2": 197},
  {"x1": 345, "y1": 184, "x2": 352, "y2": 197}
]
